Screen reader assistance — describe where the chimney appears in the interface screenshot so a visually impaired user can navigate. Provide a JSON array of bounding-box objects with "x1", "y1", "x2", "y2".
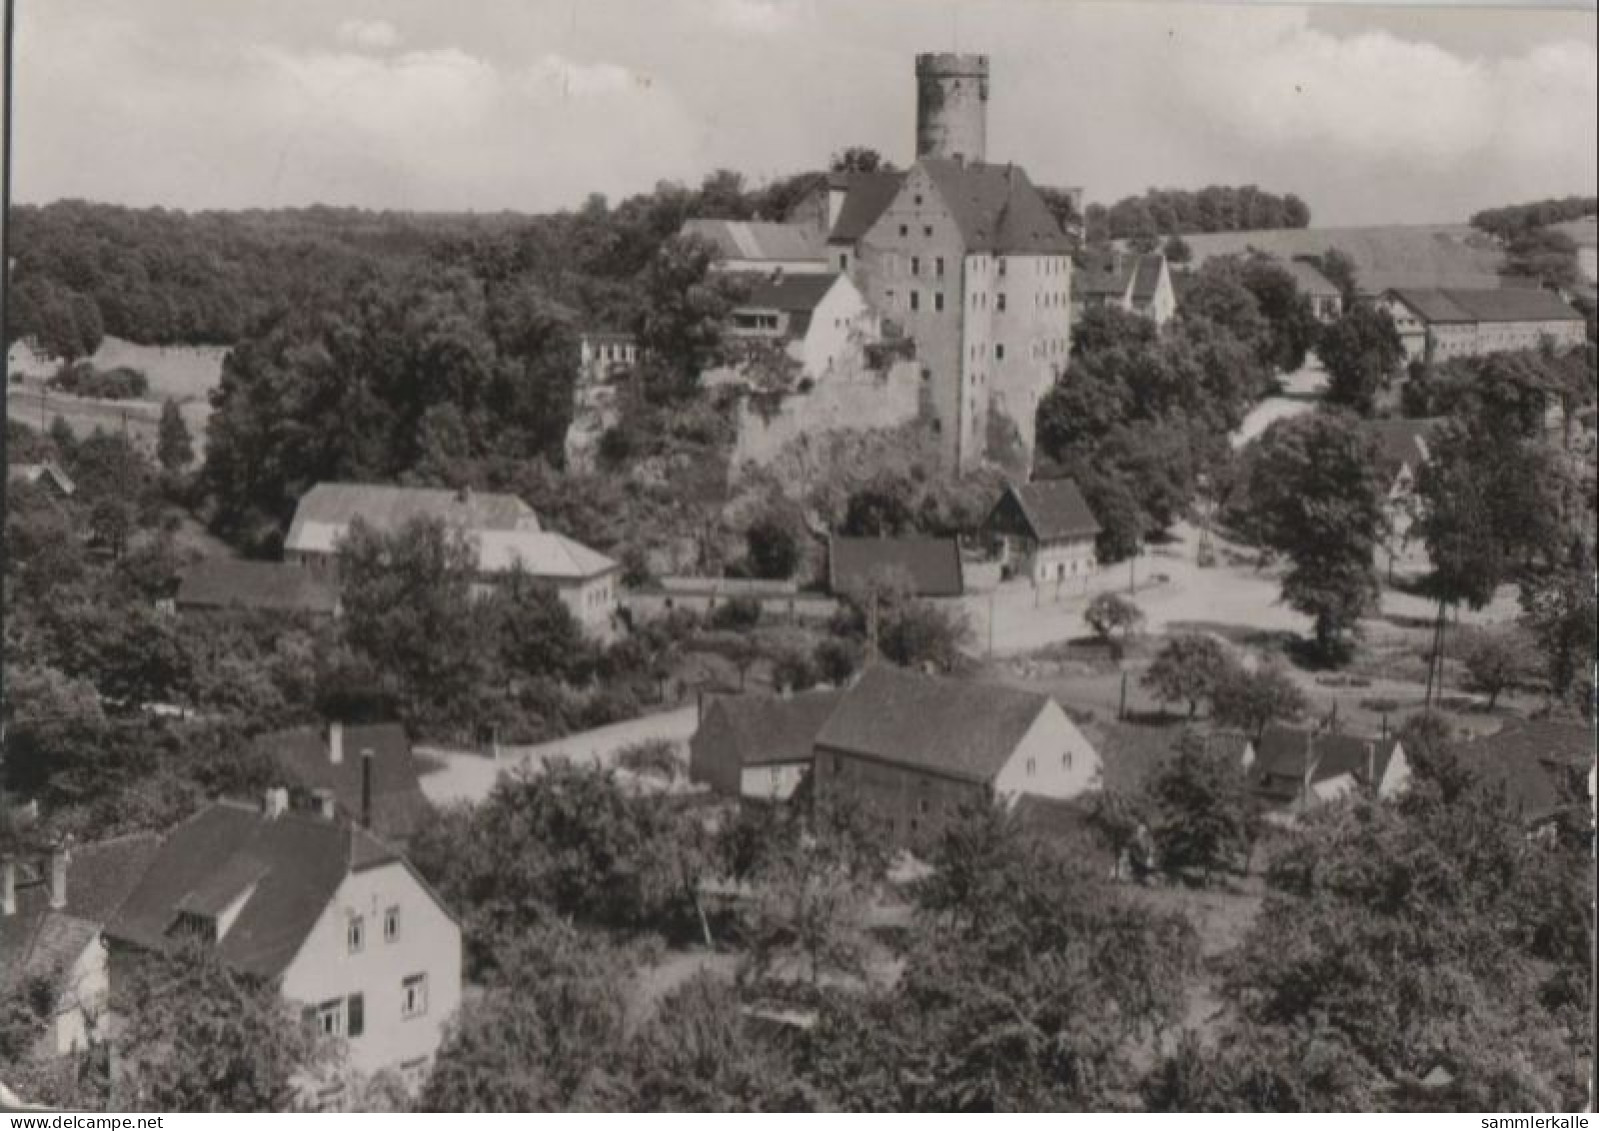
[
  {"x1": 311, "y1": 787, "x2": 337, "y2": 821},
  {"x1": 48, "y1": 843, "x2": 68, "y2": 910},
  {"x1": 263, "y1": 786, "x2": 289, "y2": 820},
  {"x1": 328, "y1": 720, "x2": 344, "y2": 766},
  {"x1": 360, "y1": 748, "x2": 374, "y2": 830},
  {"x1": 2, "y1": 857, "x2": 16, "y2": 916}
]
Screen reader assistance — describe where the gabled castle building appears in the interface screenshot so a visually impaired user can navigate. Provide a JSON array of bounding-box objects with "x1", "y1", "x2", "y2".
[{"x1": 785, "y1": 54, "x2": 1075, "y2": 474}]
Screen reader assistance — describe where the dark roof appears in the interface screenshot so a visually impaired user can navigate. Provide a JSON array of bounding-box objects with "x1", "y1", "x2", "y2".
[
  {"x1": 1131, "y1": 254, "x2": 1168, "y2": 302},
  {"x1": 1, "y1": 834, "x2": 163, "y2": 991},
  {"x1": 252, "y1": 722, "x2": 432, "y2": 841},
  {"x1": 1365, "y1": 418, "x2": 1439, "y2": 472},
  {"x1": 1280, "y1": 259, "x2": 1342, "y2": 297},
  {"x1": 175, "y1": 559, "x2": 339, "y2": 616},
  {"x1": 1252, "y1": 726, "x2": 1400, "y2": 802},
  {"x1": 995, "y1": 479, "x2": 1101, "y2": 541},
  {"x1": 731, "y1": 271, "x2": 842, "y2": 315},
  {"x1": 1449, "y1": 720, "x2": 1593, "y2": 821},
  {"x1": 105, "y1": 801, "x2": 404, "y2": 979},
  {"x1": 919, "y1": 159, "x2": 1073, "y2": 255},
  {"x1": 1387, "y1": 287, "x2": 1584, "y2": 324},
  {"x1": 700, "y1": 690, "x2": 845, "y2": 768},
  {"x1": 828, "y1": 536, "x2": 964, "y2": 598},
  {"x1": 1074, "y1": 251, "x2": 1135, "y2": 298},
  {"x1": 816, "y1": 665, "x2": 1055, "y2": 783},
  {"x1": 826, "y1": 171, "x2": 906, "y2": 243}
]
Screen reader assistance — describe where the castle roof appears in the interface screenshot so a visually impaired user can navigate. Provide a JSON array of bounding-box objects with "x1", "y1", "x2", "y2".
[
  {"x1": 683, "y1": 218, "x2": 826, "y2": 263},
  {"x1": 919, "y1": 159, "x2": 1074, "y2": 255}
]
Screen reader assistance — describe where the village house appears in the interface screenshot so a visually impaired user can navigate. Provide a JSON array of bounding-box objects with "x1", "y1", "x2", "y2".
[
  {"x1": 251, "y1": 721, "x2": 434, "y2": 846},
  {"x1": 811, "y1": 665, "x2": 1101, "y2": 847},
  {"x1": 103, "y1": 795, "x2": 462, "y2": 1107},
  {"x1": 2, "y1": 834, "x2": 163, "y2": 1058},
  {"x1": 689, "y1": 689, "x2": 845, "y2": 801},
  {"x1": 171, "y1": 558, "x2": 339, "y2": 619},
  {"x1": 1245, "y1": 726, "x2": 1411, "y2": 818},
  {"x1": 283, "y1": 482, "x2": 619, "y2": 638},
  {"x1": 984, "y1": 477, "x2": 1101, "y2": 591},
  {"x1": 1071, "y1": 251, "x2": 1177, "y2": 326},
  {"x1": 682, "y1": 217, "x2": 830, "y2": 275},
  {"x1": 1448, "y1": 720, "x2": 1595, "y2": 842},
  {"x1": 827, "y1": 535, "x2": 965, "y2": 599},
  {"x1": 1377, "y1": 286, "x2": 1588, "y2": 363}
]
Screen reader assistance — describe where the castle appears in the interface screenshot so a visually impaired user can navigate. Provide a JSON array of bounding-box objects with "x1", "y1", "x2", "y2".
[{"x1": 780, "y1": 53, "x2": 1075, "y2": 474}]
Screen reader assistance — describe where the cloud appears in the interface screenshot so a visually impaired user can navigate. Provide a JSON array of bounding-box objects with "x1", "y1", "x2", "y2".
[
  {"x1": 335, "y1": 18, "x2": 401, "y2": 51},
  {"x1": 704, "y1": 0, "x2": 795, "y2": 36}
]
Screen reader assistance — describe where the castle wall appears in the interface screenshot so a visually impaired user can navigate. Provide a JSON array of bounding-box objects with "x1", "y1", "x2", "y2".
[
  {"x1": 991, "y1": 252, "x2": 1073, "y2": 466},
  {"x1": 730, "y1": 357, "x2": 923, "y2": 474}
]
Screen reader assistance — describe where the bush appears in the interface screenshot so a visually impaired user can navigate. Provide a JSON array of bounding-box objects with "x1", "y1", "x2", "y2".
[
  {"x1": 616, "y1": 739, "x2": 680, "y2": 782},
  {"x1": 709, "y1": 595, "x2": 762, "y2": 631},
  {"x1": 47, "y1": 362, "x2": 149, "y2": 400},
  {"x1": 771, "y1": 649, "x2": 819, "y2": 693},
  {"x1": 813, "y1": 637, "x2": 858, "y2": 685},
  {"x1": 1085, "y1": 592, "x2": 1144, "y2": 643}
]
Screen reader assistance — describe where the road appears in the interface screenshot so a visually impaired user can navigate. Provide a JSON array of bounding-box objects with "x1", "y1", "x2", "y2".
[
  {"x1": 417, "y1": 703, "x2": 701, "y2": 806},
  {"x1": 1230, "y1": 358, "x2": 1327, "y2": 448}
]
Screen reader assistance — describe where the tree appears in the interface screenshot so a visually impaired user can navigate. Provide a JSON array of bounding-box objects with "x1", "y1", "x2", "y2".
[
  {"x1": 156, "y1": 399, "x2": 194, "y2": 473},
  {"x1": 1502, "y1": 227, "x2": 1580, "y2": 290},
  {"x1": 1077, "y1": 470, "x2": 1145, "y2": 566},
  {"x1": 1211, "y1": 662, "x2": 1307, "y2": 741},
  {"x1": 1244, "y1": 414, "x2": 1386, "y2": 659},
  {"x1": 1457, "y1": 629, "x2": 1532, "y2": 712},
  {"x1": 337, "y1": 516, "x2": 495, "y2": 733},
  {"x1": 1085, "y1": 592, "x2": 1144, "y2": 644},
  {"x1": 878, "y1": 599, "x2": 971, "y2": 672},
  {"x1": 1518, "y1": 534, "x2": 1597, "y2": 708},
  {"x1": 1143, "y1": 732, "x2": 1258, "y2": 882},
  {"x1": 636, "y1": 234, "x2": 746, "y2": 391},
  {"x1": 1162, "y1": 234, "x2": 1192, "y2": 264},
  {"x1": 1141, "y1": 634, "x2": 1235, "y2": 718},
  {"x1": 831, "y1": 147, "x2": 890, "y2": 174},
  {"x1": 1319, "y1": 304, "x2": 1405, "y2": 415},
  {"x1": 113, "y1": 944, "x2": 329, "y2": 1112},
  {"x1": 744, "y1": 502, "x2": 806, "y2": 580}
]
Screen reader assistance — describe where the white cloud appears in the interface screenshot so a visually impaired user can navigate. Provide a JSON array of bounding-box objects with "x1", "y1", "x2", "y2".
[
  {"x1": 705, "y1": 0, "x2": 795, "y2": 36},
  {"x1": 335, "y1": 18, "x2": 401, "y2": 52}
]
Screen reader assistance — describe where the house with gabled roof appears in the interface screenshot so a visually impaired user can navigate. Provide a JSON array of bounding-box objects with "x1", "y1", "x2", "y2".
[
  {"x1": 1072, "y1": 251, "x2": 1176, "y2": 326},
  {"x1": 1448, "y1": 720, "x2": 1594, "y2": 840},
  {"x1": 103, "y1": 793, "x2": 462, "y2": 1104},
  {"x1": 1246, "y1": 726, "x2": 1411, "y2": 818},
  {"x1": 6, "y1": 461, "x2": 76, "y2": 499},
  {"x1": 984, "y1": 477, "x2": 1100, "y2": 590},
  {"x1": 2, "y1": 834, "x2": 163, "y2": 1058},
  {"x1": 811, "y1": 665, "x2": 1101, "y2": 848},
  {"x1": 720, "y1": 270, "x2": 878, "y2": 383},
  {"x1": 689, "y1": 689, "x2": 845, "y2": 800}
]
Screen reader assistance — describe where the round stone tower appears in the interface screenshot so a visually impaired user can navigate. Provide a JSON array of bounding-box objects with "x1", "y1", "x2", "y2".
[{"x1": 915, "y1": 53, "x2": 989, "y2": 164}]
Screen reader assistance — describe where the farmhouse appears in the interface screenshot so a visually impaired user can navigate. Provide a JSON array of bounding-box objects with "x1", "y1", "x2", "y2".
[
  {"x1": 1246, "y1": 726, "x2": 1410, "y2": 816},
  {"x1": 811, "y1": 665, "x2": 1101, "y2": 848},
  {"x1": 984, "y1": 477, "x2": 1100, "y2": 589},
  {"x1": 1, "y1": 834, "x2": 162, "y2": 1058},
  {"x1": 689, "y1": 690, "x2": 845, "y2": 800},
  {"x1": 104, "y1": 795, "x2": 462, "y2": 1105},
  {"x1": 1377, "y1": 287, "x2": 1587, "y2": 363}
]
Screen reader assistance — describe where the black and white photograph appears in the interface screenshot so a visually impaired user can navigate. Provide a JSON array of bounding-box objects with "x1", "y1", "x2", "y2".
[{"x1": 1, "y1": 0, "x2": 1595, "y2": 1114}]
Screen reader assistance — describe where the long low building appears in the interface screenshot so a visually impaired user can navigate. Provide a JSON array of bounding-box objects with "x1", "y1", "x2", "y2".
[{"x1": 1377, "y1": 287, "x2": 1587, "y2": 362}]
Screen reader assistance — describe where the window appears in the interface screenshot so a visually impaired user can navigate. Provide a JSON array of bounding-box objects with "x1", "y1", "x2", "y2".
[
  {"x1": 998, "y1": 258, "x2": 1007, "y2": 277},
  {"x1": 1062, "y1": 752, "x2": 1073, "y2": 770},
  {"x1": 935, "y1": 256, "x2": 945, "y2": 277},
  {"x1": 402, "y1": 974, "x2": 429, "y2": 1019},
  {"x1": 934, "y1": 293, "x2": 945, "y2": 312},
  {"x1": 997, "y1": 292, "x2": 1007, "y2": 311},
  {"x1": 347, "y1": 915, "x2": 364, "y2": 954},
  {"x1": 911, "y1": 256, "x2": 921, "y2": 276},
  {"x1": 315, "y1": 998, "x2": 345, "y2": 1038},
  {"x1": 918, "y1": 797, "x2": 931, "y2": 814},
  {"x1": 347, "y1": 993, "x2": 365, "y2": 1038},
  {"x1": 995, "y1": 343, "x2": 1005, "y2": 360},
  {"x1": 923, "y1": 225, "x2": 933, "y2": 237},
  {"x1": 898, "y1": 224, "x2": 908, "y2": 237},
  {"x1": 914, "y1": 193, "x2": 923, "y2": 206},
  {"x1": 910, "y1": 291, "x2": 920, "y2": 312},
  {"x1": 1026, "y1": 757, "x2": 1037, "y2": 777},
  {"x1": 384, "y1": 906, "x2": 400, "y2": 943},
  {"x1": 920, "y1": 366, "x2": 931, "y2": 382}
]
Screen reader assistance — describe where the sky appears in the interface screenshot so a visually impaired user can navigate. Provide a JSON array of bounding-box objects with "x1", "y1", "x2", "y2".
[{"x1": 6, "y1": 0, "x2": 1597, "y2": 226}]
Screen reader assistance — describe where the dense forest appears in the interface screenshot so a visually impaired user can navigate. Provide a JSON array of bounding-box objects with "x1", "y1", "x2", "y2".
[{"x1": 1470, "y1": 195, "x2": 1597, "y2": 241}]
